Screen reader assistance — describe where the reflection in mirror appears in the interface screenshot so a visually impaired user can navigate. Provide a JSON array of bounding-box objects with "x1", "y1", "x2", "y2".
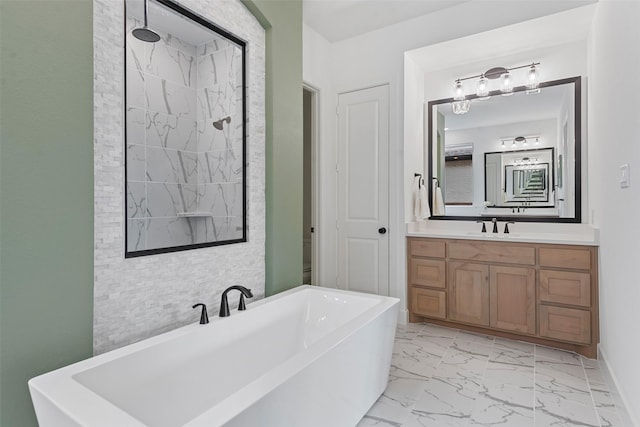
[
  {"x1": 485, "y1": 147, "x2": 554, "y2": 210},
  {"x1": 125, "y1": 0, "x2": 247, "y2": 257},
  {"x1": 428, "y1": 77, "x2": 581, "y2": 222}
]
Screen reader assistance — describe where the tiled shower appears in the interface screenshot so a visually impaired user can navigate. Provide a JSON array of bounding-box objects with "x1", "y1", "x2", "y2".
[{"x1": 125, "y1": 15, "x2": 244, "y2": 252}]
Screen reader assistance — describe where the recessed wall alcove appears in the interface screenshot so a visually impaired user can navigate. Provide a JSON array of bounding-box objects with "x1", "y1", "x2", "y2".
[{"x1": 93, "y1": 0, "x2": 265, "y2": 353}]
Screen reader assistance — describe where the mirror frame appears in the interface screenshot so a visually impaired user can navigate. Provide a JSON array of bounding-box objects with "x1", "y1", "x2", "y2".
[
  {"x1": 427, "y1": 76, "x2": 582, "y2": 223},
  {"x1": 124, "y1": 0, "x2": 248, "y2": 258}
]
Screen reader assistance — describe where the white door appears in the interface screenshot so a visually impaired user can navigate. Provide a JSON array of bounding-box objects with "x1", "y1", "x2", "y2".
[{"x1": 337, "y1": 85, "x2": 389, "y2": 296}]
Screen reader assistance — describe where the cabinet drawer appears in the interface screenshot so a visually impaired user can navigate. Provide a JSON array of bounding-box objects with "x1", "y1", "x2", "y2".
[
  {"x1": 539, "y1": 305, "x2": 591, "y2": 344},
  {"x1": 448, "y1": 241, "x2": 535, "y2": 265},
  {"x1": 540, "y1": 270, "x2": 591, "y2": 307},
  {"x1": 409, "y1": 238, "x2": 445, "y2": 258},
  {"x1": 411, "y1": 287, "x2": 446, "y2": 319},
  {"x1": 410, "y1": 258, "x2": 446, "y2": 288},
  {"x1": 539, "y1": 247, "x2": 591, "y2": 270}
]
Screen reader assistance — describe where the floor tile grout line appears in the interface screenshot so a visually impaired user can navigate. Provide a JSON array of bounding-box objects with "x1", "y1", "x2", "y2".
[
  {"x1": 581, "y1": 356, "x2": 604, "y2": 427},
  {"x1": 582, "y1": 356, "x2": 618, "y2": 427}
]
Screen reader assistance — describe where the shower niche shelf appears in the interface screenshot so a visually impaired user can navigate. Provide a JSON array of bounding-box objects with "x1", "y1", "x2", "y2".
[{"x1": 177, "y1": 212, "x2": 214, "y2": 218}]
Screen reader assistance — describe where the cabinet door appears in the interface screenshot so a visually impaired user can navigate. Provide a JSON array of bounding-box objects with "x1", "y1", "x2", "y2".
[
  {"x1": 410, "y1": 258, "x2": 446, "y2": 288},
  {"x1": 490, "y1": 266, "x2": 536, "y2": 335},
  {"x1": 448, "y1": 262, "x2": 490, "y2": 326},
  {"x1": 411, "y1": 287, "x2": 446, "y2": 319}
]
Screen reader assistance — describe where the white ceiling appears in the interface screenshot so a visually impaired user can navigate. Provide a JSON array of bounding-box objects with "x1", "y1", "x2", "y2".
[
  {"x1": 304, "y1": 0, "x2": 597, "y2": 43},
  {"x1": 303, "y1": 0, "x2": 470, "y2": 42}
]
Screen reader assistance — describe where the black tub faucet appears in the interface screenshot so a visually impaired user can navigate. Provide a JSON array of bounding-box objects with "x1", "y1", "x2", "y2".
[
  {"x1": 219, "y1": 286, "x2": 253, "y2": 317},
  {"x1": 192, "y1": 303, "x2": 209, "y2": 324}
]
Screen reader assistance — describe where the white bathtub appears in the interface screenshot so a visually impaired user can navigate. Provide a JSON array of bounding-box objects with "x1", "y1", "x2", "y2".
[{"x1": 29, "y1": 285, "x2": 399, "y2": 426}]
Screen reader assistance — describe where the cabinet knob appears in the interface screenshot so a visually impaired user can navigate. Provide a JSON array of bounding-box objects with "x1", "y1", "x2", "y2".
[{"x1": 378, "y1": 227, "x2": 387, "y2": 234}]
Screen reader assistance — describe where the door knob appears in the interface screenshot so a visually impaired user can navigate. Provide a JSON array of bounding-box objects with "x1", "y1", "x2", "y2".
[{"x1": 378, "y1": 227, "x2": 387, "y2": 234}]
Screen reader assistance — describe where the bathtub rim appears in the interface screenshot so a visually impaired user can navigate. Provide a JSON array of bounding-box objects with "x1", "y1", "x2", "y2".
[{"x1": 29, "y1": 285, "x2": 399, "y2": 427}]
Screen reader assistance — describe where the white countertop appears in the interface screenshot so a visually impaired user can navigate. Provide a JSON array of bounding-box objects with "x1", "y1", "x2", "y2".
[{"x1": 406, "y1": 221, "x2": 599, "y2": 246}]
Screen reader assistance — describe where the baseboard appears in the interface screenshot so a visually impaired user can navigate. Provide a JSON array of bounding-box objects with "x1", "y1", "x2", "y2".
[
  {"x1": 598, "y1": 345, "x2": 639, "y2": 427},
  {"x1": 397, "y1": 308, "x2": 408, "y2": 325}
]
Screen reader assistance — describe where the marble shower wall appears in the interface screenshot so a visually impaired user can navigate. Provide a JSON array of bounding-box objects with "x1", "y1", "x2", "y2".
[
  {"x1": 195, "y1": 37, "x2": 244, "y2": 243},
  {"x1": 94, "y1": 0, "x2": 265, "y2": 354},
  {"x1": 125, "y1": 16, "x2": 244, "y2": 252}
]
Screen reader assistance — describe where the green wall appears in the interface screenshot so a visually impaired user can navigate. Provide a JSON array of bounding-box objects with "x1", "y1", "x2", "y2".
[
  {"x1": 0, "y1": 0, "x2": 301, "y2": 424},
  {"x1": 0, "y1": 1, "x2": 95, "y2": 425},
  {"x1": 243, "y1": 0, "x2": 304, "y2": 296}
]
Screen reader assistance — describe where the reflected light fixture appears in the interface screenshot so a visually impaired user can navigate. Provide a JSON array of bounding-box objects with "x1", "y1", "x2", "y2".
[
  {"x1": 452, "y1": 100, "x2": 470, "y2": 115},
  {"x1": 500, "y1": 135, "x2": 540, "y2": 149}
]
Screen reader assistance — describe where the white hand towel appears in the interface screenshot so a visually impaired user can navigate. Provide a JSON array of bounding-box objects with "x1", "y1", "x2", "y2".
[
  {"x1": 418, "y1": 184, "x2": 430, "y2": 220},
  {"x1": 434, "y1": 186, "x2": 445, "y2": 216},
  {"x1": 413, "y1": 176, "x2": 421, "y2": 220}
]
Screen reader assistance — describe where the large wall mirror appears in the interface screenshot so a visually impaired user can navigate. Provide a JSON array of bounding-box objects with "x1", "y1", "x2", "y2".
[
  {"x1": 125, "y1": 0, "x2": 247, "y2": 257},
  {"x1": 427, "y1": 77, "x2": 581, "y2": 222}
]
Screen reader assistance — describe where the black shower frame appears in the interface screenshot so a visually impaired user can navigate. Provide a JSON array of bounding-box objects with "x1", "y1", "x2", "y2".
[{"x1": 124, "y1": 0, "x2": 248, "y2": 258}]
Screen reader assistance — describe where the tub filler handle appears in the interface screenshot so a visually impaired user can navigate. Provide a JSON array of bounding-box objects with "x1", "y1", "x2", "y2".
[
  {"x1": 219, "y1": 286, "x2": 254, "y2": 317},
  {"x1": 192, "y1": 303, "x2": 209, "y2": 324}
]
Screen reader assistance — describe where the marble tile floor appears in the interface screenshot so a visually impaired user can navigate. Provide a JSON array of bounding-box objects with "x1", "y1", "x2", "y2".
[{"x1": 358, "y1": 322, "x2": 633, "y2": 427}]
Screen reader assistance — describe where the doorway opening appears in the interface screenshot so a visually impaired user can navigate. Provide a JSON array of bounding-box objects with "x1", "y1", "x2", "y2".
[{"x1": 303, "y1": 85, "x2": 319, "y2": 285}]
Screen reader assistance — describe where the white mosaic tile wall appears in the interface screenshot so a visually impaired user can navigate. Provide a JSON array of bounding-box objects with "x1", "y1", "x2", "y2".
[{"x1": 93, "y1": 0, "x2": 265, "y2": 354}]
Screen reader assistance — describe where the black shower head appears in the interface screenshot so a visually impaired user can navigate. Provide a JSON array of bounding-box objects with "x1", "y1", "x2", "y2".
[
  {"x1": 132, "y1": 27, "x2": 160, "y2": 42},
  {"x1": 212, "y1": 116, "x2": 231, "y2": 131},
  {"x1": 132, "y1": 0, "x2": 160, "y2": 43}
]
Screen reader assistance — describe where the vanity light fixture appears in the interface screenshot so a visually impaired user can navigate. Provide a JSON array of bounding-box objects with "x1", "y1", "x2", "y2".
[
  {"x1": 500, "y1": 135, "x2": 540, "y2": 149},
  {"x1": 450, "y1": 62, "x2": 541, "y2": 114}
]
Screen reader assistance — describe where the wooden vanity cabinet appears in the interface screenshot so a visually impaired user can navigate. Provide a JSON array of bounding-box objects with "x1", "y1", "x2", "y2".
[{"x1": 407, "y1": 237, "x2": 599, "y2": 358}]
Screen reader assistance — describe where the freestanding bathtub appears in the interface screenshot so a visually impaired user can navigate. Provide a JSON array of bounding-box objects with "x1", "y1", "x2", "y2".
[{"x1": 29, "y1": 285, "x2": 399, "y2": 426}]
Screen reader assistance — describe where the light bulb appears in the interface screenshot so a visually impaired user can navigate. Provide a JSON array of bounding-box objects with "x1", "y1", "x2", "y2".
[
  {"x1": 476, "y1": 75, "x2": 490, "y2": 99},
  {"x1": 501, "y1": 71, "x2": 513, "y2": 96},
  {"x1": 501, "y1": 140, "x2": 505, "y2": 148},
  {"x1": 526, "y1": 64, "x2": 540, "y2": 93},
  {"x1": 453, "y1": 79, "x2": 465, "y2": 101},
  {"x1": 535, "y1": 137, "x2": 540, "y2": 145}
]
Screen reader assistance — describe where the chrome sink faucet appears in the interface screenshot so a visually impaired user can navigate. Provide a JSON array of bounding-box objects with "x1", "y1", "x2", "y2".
[{"x1": 219, "y1": 285, "x2": 253, "y2": 317}]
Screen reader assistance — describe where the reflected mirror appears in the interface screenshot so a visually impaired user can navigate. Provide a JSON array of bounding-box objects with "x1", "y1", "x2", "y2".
[
  {"x1": 427, "y1": 77, "x2": 581, "y2": 222},
  {"x1": 125, "y1": 0, "x2": 247, "y2": 257}
]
